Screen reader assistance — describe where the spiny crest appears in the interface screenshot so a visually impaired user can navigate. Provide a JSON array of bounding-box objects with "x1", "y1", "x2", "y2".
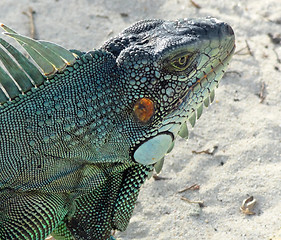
[{"x1": 0, "y1": 24, "x2": 76, "y2": 104}]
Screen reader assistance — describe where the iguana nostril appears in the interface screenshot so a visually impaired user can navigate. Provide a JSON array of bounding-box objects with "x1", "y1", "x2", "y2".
[
  {"x1": 226, "y1": 24, "x2": 234, "y2": 36},
  {"x1": 222, "y1": 23, "x2": 234, "y2": 36}
]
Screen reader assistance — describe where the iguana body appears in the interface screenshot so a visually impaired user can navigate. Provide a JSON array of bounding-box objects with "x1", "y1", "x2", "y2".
[{"x1": 0, "y1": 17, "x2": 235, "y2": 239}]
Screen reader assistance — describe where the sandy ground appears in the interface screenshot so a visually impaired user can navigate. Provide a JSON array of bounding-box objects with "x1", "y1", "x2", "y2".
[{"x1": 1, "y1": 0, "x2": 280, "y2": 239}]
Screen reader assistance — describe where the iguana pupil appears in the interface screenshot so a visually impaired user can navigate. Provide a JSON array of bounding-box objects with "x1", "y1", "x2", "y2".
[{"x1": 178, "y1": 55, "x2": 188, "y2": 65}]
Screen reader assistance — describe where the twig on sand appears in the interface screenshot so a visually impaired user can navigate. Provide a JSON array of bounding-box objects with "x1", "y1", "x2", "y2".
[
  {"x1": 22, "y1": 7, "x2": 36, "y2": 39},
  {"x1": 224, "y1": 70, "x2": 242, "y2": 78},
  {"x1": 181, "y1": 196, "x2": 204, "y2": 207},
  {"x1": 192, "y1": 145, "x2": 218, "y2": 155},
  {"x1": 273, "y1": 48, "x2": 281, "y2": 64},
  {"x1": 153, "y1": 174, "x2": 171, "y2": 181},
  {"x1": 258, "y1": 82, "x2": 266, "y2": 103},
  {"x1": 190, "y1": 0, "x2": 201, "y2": 9},
  {"x1": 235, "y1": 40, "x2": 253, "y2": 56},
  {"x1": 178, "y1": 184, "x2": 200, "y2": 193}
]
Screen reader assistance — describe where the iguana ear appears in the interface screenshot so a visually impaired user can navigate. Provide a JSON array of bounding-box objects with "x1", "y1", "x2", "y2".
[{"x1": 0, "y1": 24, "x2": 77, "y2": 104}]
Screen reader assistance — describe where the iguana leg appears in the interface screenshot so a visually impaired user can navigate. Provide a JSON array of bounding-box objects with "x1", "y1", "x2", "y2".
[
  {"x1": 0, "y1": 189, "x2": 71, "y2": 240},
  {"x1": 57, "y1": 164, "x2": 151, "y2": 240},
  {"x1": 111, "y1": 164, "x2": 152, "y2": 231},
  {"x1": 62, "y1": 171, "x2": 124, "y2": 240},
  {"x1": 51, "y1": 221, "x2": 74, "y2": 240},
  {"x1": 51, "y1": 219, "x2": 117, "y2": 240}
]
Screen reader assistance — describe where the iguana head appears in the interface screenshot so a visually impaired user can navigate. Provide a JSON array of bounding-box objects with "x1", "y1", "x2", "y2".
[{"x1": 102, "y1": 17, "x2": 235, "y2": 167}]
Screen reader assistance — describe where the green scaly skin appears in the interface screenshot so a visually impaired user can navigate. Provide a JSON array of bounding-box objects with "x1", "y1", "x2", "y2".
[{"x1": 0, "y1": 17, "x2": 235, "y2": 239}]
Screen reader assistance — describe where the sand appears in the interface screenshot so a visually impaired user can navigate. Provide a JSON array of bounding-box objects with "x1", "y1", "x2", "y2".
[{"x1": 1, "y1": 0, "x2": 280, "y2": 239}]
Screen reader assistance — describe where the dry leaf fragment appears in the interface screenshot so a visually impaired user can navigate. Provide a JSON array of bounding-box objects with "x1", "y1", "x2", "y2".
[{"x1": 240, "y1": 196, "x2": 257, "y2": 215}]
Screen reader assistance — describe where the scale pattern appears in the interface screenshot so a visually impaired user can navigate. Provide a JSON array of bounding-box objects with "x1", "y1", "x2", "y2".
[{"x1": 0, "y1": 17, "x2": 235, "y2": 239}]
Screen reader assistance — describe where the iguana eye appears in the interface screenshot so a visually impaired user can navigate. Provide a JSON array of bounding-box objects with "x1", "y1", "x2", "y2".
[{"x1": 170, "y1": 55, "x2": 190, "y2": 71}]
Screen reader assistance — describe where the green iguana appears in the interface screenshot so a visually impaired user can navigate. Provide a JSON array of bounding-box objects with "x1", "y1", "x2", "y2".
[{"x1": 0, "y1": 17, "x2": 235, "y2": 240}]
